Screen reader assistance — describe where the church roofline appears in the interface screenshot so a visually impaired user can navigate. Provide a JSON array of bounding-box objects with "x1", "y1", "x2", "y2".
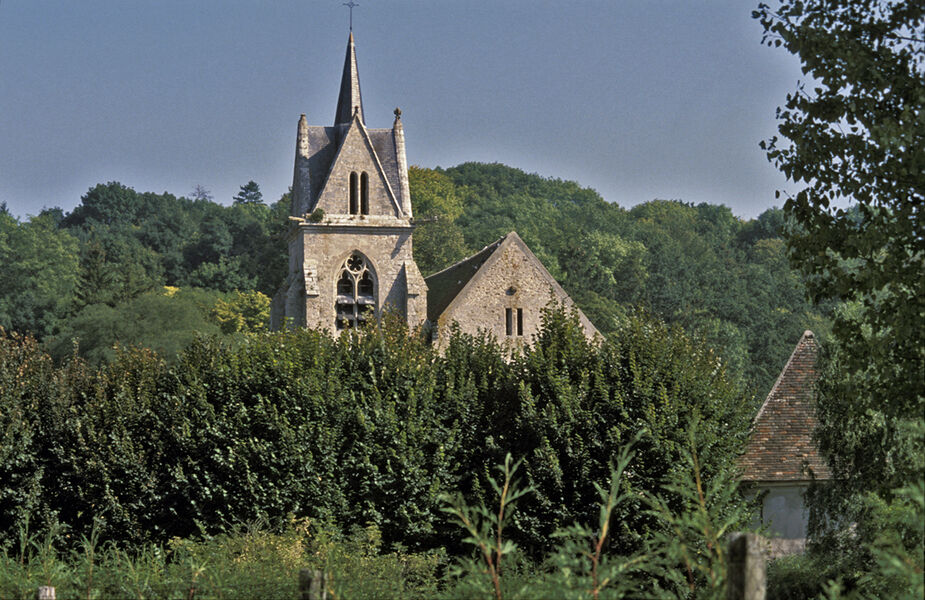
[
  {"x1": 313, "y1": 113, "x2": 403, "y2": 217},
  {"x1": 425, "y1": 232, "x2": 599, "y2": 337}
]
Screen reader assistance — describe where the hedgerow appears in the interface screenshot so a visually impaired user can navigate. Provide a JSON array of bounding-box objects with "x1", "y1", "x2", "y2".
[{"x1": 0, "y1": 309, "x2": 751, "y2": 559}]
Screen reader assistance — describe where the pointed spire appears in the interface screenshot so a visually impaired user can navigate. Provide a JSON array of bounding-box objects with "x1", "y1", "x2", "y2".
[
  {"x1": 392, "y1": 107, "x2": 412, "y2": 217},
  {"x1": 334, "y1": 32, "x2": 364, "y2": 126}
]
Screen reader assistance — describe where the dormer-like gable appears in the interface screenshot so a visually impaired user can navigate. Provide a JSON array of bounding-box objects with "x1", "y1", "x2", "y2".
[{"x1": 313, "y1": 116, "x2": 403, "y2": 218}]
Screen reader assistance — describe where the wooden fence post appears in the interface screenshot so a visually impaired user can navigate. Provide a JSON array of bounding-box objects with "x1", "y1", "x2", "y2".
[
  {"x1": 299, "y1": 569, "x2": 327, "y2": 600},
  {"x1": 727, "y1": 532, "x2": 766, "y2": 600},
  {"x1": 35, "y1": 586, "x2": 55, "y2": 600}
]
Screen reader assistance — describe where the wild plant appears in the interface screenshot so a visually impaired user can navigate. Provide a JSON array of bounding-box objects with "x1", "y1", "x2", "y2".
[
  {"x1": 643, "y1": 419, "x2": 752, "y2": 599},
  {"x1": 543, "y1": 440, "x2": 652, "y2": 599},
  {"x1": 440, "y1": 453, "x2": 533, "y2": 600}
]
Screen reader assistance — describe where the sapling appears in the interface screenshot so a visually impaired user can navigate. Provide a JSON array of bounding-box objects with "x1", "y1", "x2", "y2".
[{"x1": 441, "y1": 453, "x2": 533, "y2": 600}]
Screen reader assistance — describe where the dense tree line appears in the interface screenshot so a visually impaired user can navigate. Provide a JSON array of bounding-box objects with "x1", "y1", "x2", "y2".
[
  {"x1": 0, "y1": 309, "x2": 751, "y2": 560},
  {"x1": 410, "y1": 163, "x2": 829, "y2": 398},
  {"x1": 0, "y1": 164, "x2": 827, "y2": 398},
  {"x1": 0, "y1": 183, "x2": 284, "y2": 364}
]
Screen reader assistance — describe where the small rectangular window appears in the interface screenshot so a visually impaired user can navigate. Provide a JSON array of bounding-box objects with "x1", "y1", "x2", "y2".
[
  {"x1": 505, "y1": 308, "x2": 513, "y2": 336},
  {"x1": 517, "y1": 308, "x2": 524, "y2": 336}
]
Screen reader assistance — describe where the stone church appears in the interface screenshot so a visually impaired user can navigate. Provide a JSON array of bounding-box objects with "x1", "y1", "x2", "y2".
[{"x1": 270, "y1": 33, "x2": 597, "y2": 344}]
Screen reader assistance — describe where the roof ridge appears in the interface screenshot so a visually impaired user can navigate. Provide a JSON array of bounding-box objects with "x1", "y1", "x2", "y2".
[
  {"x1": 424, "y1": 234, "x2": 507, "y2": 279},
  {"x1": 752, "y1": 330, "x2": 815, "y2": 425}
]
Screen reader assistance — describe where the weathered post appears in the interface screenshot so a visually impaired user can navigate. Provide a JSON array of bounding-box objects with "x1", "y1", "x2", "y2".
[
  {"x1": 35, "y1": 586, "x2": 55, "y2": 600},
  {"x1": 299, "y1": 569, "x2": 327, "y2": 600},
  {"x1": 726, "y1": 532, "x2": 766, "y2": 600}
]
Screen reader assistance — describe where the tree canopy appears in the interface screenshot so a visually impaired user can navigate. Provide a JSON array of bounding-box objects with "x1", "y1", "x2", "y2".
[
  {"x1": 756, "y1": 0, "x2": 924, "y2": 589},
  {"x1": 0, "y1": 164, "x2": 829, "y2": 400}
]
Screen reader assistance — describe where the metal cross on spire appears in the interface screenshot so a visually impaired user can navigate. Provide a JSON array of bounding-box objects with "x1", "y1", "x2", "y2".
[{"x1": 343, "y1": 1, "x2": 359, "y2": 31}]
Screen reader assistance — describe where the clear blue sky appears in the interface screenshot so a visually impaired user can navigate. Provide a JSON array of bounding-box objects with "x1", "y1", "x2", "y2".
[{"x1": 0, "y1": 1, "x2": 802, "y2": 219}]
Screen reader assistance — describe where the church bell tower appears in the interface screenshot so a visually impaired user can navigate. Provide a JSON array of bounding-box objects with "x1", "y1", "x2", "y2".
[{"x1": 270, "y1": 33, "x2": 427, "y2": 331}]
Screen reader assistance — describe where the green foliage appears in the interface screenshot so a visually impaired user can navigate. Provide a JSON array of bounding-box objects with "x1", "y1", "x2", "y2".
[
  {"x1": 490, "y1": 308, "x2": 752, "y2": 557},
  {"x1": 859, "y1": 479, "x2": 925, "y2": 599},
  {"x1": 0, "y1": 518, "x2": 442, "y2": 600},
  {"x1": 541, "y1": 441, "x2": 653, "y2": 599},
  {"x1": 0, "y1": 308, "x2": 749, "y2": 564},
  {"x1": 766, "y1": 553, "x2": 835, "y2": 600},
  {"x1": 756, "y1": 0, "x2": 924, "y2": 491},
  {"x1": 441, "y1": 432, "x2": 754, "y2": 599},
  {"x1": 52, "y1": 181, "x2": 287, "y2": 304},
  {"x1": 788, "y1": 480, "x2": 924, "y2": 600},
  {"x1": 73, "y1": 232, "x2": 164, "y2": 308},
  {"x1": 644, "y1": 422, "x2": 753, "y2": 599},
  {"x1": 46, "y1": 287, "x2": 223, "y2": 365},
  {"x1": 0, "y1": 211, "x2": 80, "y2": 339},
  {"x1": 211, "y1": 290, "x2": 271, "y2": 334},
  {"x1": 441, "y1": 454, "x2": 533, "y2": 600},
  {"x1": 440, "y1": 163, "x2": 828, "y2": 398},
  {"x1": 408, "y1": 166, "x2": 470, "y2": 275},
  {"x1": 233, "y1": 180, "x2": 264, "y2": 205},
  {"x1": 756, "y1": 0, "x2": 924, "y2": 589},
  {"x1": 3, "y1": 165, "x2": 825, "y2": 403}
]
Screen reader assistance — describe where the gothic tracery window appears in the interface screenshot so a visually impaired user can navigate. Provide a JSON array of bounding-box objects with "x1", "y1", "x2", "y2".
[{"x1": 335, "y1": 252, "x2": 376, "y2": 330}]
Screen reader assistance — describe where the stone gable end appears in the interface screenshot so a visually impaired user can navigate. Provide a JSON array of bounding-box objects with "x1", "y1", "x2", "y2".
[
  {"x1": 315, "y1": 123, "x2": 400, "y2": 218},
  {"x1": 433, "y1": 233, "x2": 597, "y2": 347}
]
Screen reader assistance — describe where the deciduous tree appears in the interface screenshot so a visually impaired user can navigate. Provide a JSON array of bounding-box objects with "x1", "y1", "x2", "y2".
[{"x1": 756, "y1": 0, "x2": 924, "y2": 583}]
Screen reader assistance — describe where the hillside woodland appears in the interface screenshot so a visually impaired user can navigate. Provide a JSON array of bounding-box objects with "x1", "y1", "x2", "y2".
[
  {"x1": 0, "y1": 164, "x2": 829, "y2": 400},
  {"x1": 0, "y1": 162, "x2": 920, "y2": 597},
  {"x1": 3, "y1": 0, "x2": 921, "y2": 593}
]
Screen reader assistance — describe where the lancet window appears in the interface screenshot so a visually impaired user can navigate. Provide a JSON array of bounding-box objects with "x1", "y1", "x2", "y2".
[
  {"x1": 360, "y1": 172, "x2": 369, "y2": 215},
  {"x1": 349, "y1": 172, "x2": 359, "y2": 214},
  {"x1": 348, "y1": 171, "x2": 369, "y2": 215},
  {"x1": 335, "y1": 252, "x2": 376, "y2": 330},
  {"x1": 505, "y1": 308, "x2": 524, "y2": 336}
]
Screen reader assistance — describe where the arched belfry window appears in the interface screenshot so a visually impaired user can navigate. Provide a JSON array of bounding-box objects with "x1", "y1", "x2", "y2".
[
  {"x1": 360, "y1": 172, "x2": 369, "y2": 215},
  {"x1": 349, "y1": 172, "x2": 359, "y2": 215},
  {"x1": 335, "y1": 252, "x2": 376, "y2": 330}
]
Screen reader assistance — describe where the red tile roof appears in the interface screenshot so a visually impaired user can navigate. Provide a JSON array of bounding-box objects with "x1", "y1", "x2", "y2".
[{"x1": 740, "y1": 331, "x2": 832, "y2": 482}]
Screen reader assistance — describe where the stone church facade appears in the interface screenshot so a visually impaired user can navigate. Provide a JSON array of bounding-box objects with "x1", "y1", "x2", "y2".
[{"x1": 271, "y1": 33, "x2": 596, "y2": 344}]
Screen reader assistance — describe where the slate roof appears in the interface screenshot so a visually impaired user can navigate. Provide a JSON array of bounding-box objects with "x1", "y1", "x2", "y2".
[
  {"x1": 300, "y1": 126, "x2": 403, "y2": 213},
  {"x1": 423, "y1": 236, "x2": 505, "y2": 323},
  {"x1": 740, "y1": 331, "x2": 832, "y2": 482}
]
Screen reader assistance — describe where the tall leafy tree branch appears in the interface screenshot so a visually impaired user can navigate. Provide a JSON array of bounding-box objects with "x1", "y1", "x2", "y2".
[{"x1": 756, "y1": 0, "x2": 924, "y2": 588}]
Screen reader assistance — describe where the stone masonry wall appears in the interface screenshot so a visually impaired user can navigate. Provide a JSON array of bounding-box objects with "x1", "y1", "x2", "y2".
[
  {"x1": 285, "y1": 222, "x2": 423, "y2": 331},
  {"x1": 435, "y1": 241, "x2": 595, "y2": 349}
]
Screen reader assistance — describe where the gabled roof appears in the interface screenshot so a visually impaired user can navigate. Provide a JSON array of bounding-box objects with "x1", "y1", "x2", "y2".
[
  {"x1": 424, "y1": 232, "x2": 598, "y2": 338},
  {"x1": 424, "y1": 236, "x2": 505, "y2": 323},
  {"x1": 297, "y1": 124, "x2": 403, "y2": 214},
  {"x1": 334, "y1": 32, "x2": 364, "y2": 126},
  {"x1": 740, "y1": 331, "x2": 832, "y2": 482}
]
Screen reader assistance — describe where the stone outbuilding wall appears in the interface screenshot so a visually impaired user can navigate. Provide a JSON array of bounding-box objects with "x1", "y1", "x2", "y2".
[{"x1": 425, "y1": 232, "x2": 598, "y2": 349}]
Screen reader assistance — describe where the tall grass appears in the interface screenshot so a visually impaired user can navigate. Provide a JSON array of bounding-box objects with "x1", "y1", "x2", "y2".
[{"x1": 0, "y1": 517, "x2": 443, "y2": 600}]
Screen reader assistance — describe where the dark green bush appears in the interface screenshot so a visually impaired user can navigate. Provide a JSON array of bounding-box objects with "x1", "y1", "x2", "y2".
[
  {"x1": 766, "y1": 554, "x2": 832, "y2": 600},
  {"x1": 0, "y1": 308, "x2": 751, "y2": 560}
]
